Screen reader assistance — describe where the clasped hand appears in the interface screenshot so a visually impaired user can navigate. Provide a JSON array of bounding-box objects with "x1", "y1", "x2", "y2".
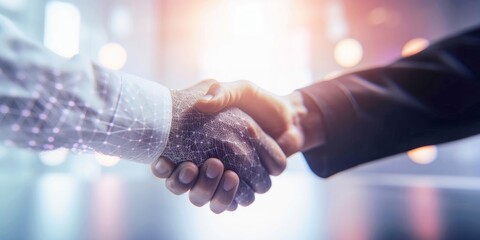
[{"x1": 151, "y1": 80, "x2": 324, "y2": 213}]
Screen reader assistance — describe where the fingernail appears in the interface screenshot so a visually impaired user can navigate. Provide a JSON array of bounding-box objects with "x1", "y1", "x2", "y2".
[
  {"x1": 223, "y1": 177, "x2": 236, "y2": 191},
  {"x1": 178, "y1": 167, "x2": 195, "y2": 184},
  {"x1": 206, "y1": 164, "x2": 220, "y2": 179},
  {"x1": 155, "y1": 160, "x2": 170, "y2": 176},
  {"x1": 200, "y1": 94, "x2": 213, "y2": 102}
]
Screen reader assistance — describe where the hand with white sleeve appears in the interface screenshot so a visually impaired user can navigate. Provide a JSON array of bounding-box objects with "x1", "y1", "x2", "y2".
[{"x1": 152, "y1": 81, "x2": 286, "y2": 213}]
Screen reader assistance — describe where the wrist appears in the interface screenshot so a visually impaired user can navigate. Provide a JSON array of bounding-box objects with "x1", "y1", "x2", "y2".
[{"x1": 289, "y1": 90, "x2": 325, "y2": 151}]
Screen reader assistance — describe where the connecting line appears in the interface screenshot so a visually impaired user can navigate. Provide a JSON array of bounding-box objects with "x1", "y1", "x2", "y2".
[{"x1": 107, "y1": 75, "x2": 124, "y2": 134}]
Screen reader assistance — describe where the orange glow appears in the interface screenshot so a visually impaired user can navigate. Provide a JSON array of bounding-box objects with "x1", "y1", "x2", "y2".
[
  {"x1": 368, "y1": 7, "x2": 388, "y2": 25},
  {"x1": 407, "y1": 145, "x2": 437, "y2": 165},
  {"x1": 199, "y1": 0, "x2": 312, "y2": 95},
  {"x1": 402, "y1": 38, "x2": 429, "y2": 57},
  {"x1": 98, "y1": 42, "x2": 127, "y2": 70},
  {"x1": 334, "y1": 38, "x2": 363, "y2": 68}
]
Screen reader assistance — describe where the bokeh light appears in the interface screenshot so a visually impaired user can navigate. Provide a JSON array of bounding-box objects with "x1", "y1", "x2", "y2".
[
  {"x1": 44, "y1": 1, "x2": 80, "y2": 58},
  {"x1": 334, "y1": 38, "x2": 363, "y2": 68},
  {"x1": 98, "y1": 43, "x2": 128, "y2": 70},
  {"x1": 408, "y1": 145, "x2": 437, "y2": 165},
  {"x1": 95, "y1": 153, "x2": 121, "y2": 167},
  {"x1": 0, "y1": 0, "x2": 26, "y2": 11},
  {"x1": 109, "y1": 5, "x2": 133, "y2": 37},
  {"x1": 39, "y1": 148, "x2": 69, "y2": 166},
  {"x1": 402, "y1": 38, "x2": 429, "y2": 57}
]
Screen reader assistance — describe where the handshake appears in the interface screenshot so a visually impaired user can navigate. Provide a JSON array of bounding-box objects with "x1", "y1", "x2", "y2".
[{"x1": 151, "y1": 79, "x2": 324, "y2": 214}]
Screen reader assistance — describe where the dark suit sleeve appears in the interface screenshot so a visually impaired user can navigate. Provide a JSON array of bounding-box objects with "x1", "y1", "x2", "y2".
[{"x1": 300, "y1": 26, "x2": 480, "y2": 178}]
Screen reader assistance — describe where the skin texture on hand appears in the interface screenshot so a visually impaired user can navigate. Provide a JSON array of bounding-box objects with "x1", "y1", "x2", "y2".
[
  {"x1": 152, "y1": 81, "x2": 286, "y2": 213},
  {"x1": 195, "y1": 80, "x2": 325, "y2": 155}
]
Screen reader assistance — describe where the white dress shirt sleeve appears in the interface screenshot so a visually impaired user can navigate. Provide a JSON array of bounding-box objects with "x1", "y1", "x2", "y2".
[{"x1": 0, "y1": 15, "x2": 172, "y2": 164}]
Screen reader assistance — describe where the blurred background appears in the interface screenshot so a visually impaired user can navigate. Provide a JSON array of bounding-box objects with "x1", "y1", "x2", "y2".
[{"x1": 1, "y1": 0, "x2": 480, "y2": 239}]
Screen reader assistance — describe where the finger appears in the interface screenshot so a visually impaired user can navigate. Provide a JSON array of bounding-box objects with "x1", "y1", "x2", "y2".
[
  {"x1": 165, "y1": 161, "x2": 199, "y2": 195},
  {"x1": 225, "y1": 123, "x2": 272, "y2": 194},
  {"x1": 189, "y1": 158, "x2": 224, "y2": 207},
  {"x1": 234, "y1": 180, "x2": 255, "y2": 206},
  {"x1": 254, "y1": 128, "x2": 287, "y2": 176},
  {"x1": 195, "y1": 80, "x2": 255, "y2": 113},
  {"x1": 227, "y1": 201, "x2": 238, "y2": 211},
  {"x1": 195, "y1": 81, "x2": 287, "y2": 138},
  {"x1": 276, "y1": 127, "x2": 304, "y2": 157},
  {"x1": 210, "y1": 170, "x2": 239, "y2": 214},
  {"x1": 186, "y1": 79, "x2": 218, "y2": 92},
  {"x1": 151, "y1": 157, "x2": 175, "y2": 178},
  {"x1": 243, "y1": 163, "x2": 272, "y2": 194}
]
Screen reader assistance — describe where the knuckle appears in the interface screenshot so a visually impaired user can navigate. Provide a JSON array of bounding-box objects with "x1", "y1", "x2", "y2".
[
  {"x1": 246, "y1": 124, "x2": 259, "y2": 138},
  {"x1": 203, "y1": 78, "x2": 218, "y2": 83},
  {"x1": 237, "y1": 79, "x2": 253, "y2": 88},
  {"x1": 202, "y1": 79, "x2": 218, "y2": 86},
  {"x1": 240, "y1": 80, "x2": 258, "y2": 97},
  {"x1": 252, "y1": 172, "x2": 272, "y2": 194},
  {"x1": 209, "y1": 82, "x2": 223, "y2": 94}
]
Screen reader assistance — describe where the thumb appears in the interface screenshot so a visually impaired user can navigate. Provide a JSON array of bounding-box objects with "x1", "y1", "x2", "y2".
[
  {"x1": 195, "y1": 81, "x2": 250, "y2": 113},
  {"x1": 185, "y1": 79, "x2": 218, "y2": 93}
]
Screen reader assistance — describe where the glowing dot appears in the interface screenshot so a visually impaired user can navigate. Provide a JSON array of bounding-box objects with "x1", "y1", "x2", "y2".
[
  {"x1": 95, "y1": 152, "x2": 121, "y2": 167},
  {"x1": 402, "y1": 38, "x2": 429, "y2": 57},
  {"x1": 21, "y1": 110, "x2": 31, "y2": 117},
  {"x1": 98, "y1": 42, "x2": 128, "y2": 70},
  {"x1": 55, "y1": 83, "x2": 63, "y2": 90},
  {"x1": 334, "y1": 38, "x2": 363, "y2": 68},
  {"x1": 11, "y1": 124, "x2": 20, "y2": 131},
  {"x1": 408, "y1": 145, "x2": 437, "y2": 165},
  {"x1": 53, "y1": 128, "x2": 60, "y2": 133},
  {"x1": 40, "y1": 113, "x2": 47, "y2": 120},
  {"x1": 109, "y1": 5, "x2": 133, "y2": 37},
  {"x1": 32, "y1": 127, "x2": 40, "y2": 134},
  {"x1": 68, "y1": 101, "x2": 75, "y2": 107},
  {"x1": 0, "y1": 105, "x2": 9, "y2": 114},
  {"x1": 39, "y1": 148, "x2": 68, "y2": 166}
]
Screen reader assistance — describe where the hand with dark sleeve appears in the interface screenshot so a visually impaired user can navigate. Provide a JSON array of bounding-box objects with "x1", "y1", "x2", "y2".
[
  {"x1": 157, "y1": 25, "x2": 480, "y2": 179},
  {"x1": 301, "y1": 25, "x2": 480, "y2": 177}
]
